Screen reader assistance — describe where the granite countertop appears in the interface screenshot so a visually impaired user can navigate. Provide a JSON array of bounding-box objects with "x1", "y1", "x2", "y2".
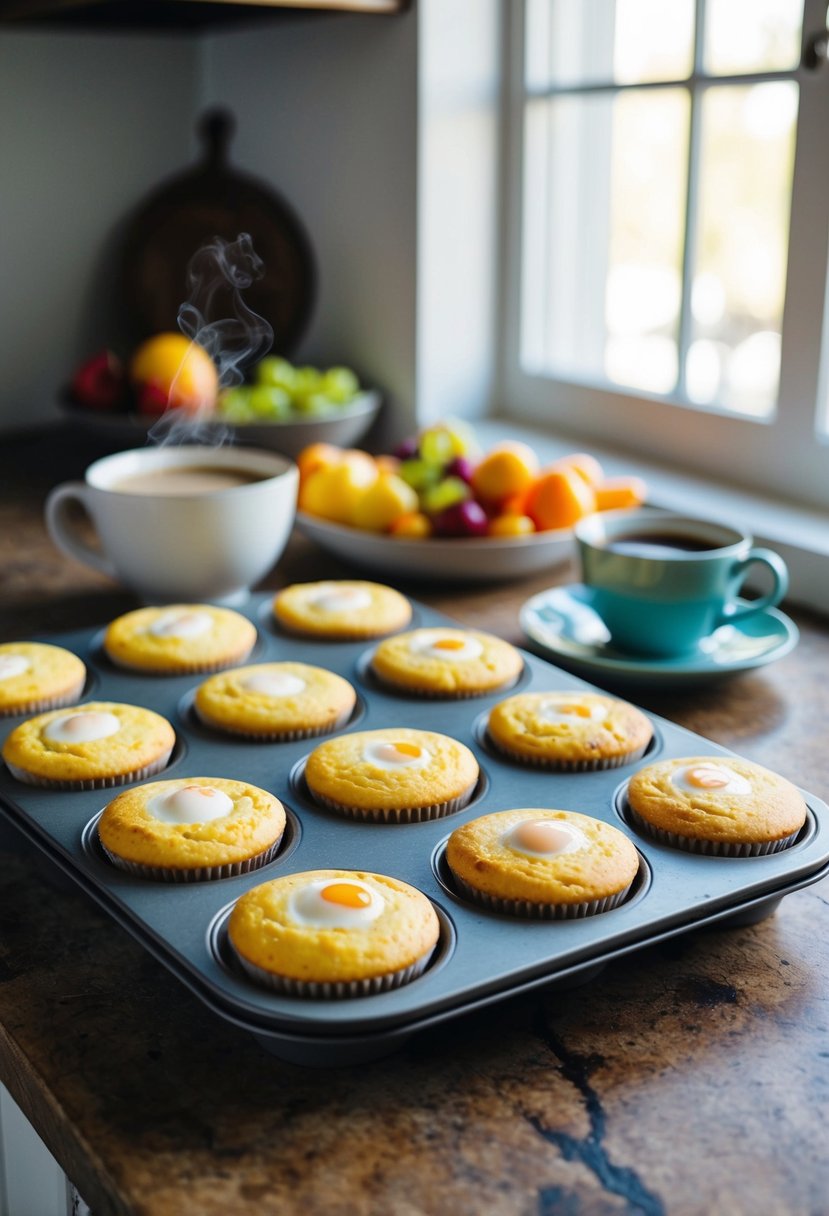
[{"x1": 1, "y1": 430, "x2": 828, "y2": 1216}]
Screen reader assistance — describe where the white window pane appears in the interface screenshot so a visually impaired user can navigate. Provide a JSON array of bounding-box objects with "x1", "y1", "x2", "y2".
[
  {"x1": 704, "y1": 0, "x2": 803, "y2": 75},
  {"x1": 526, "y1": 0, "x2": 694, "y2": 89},
  {"x1": 688, "y1": 83, "x2": 797, "y2": 416},
  {"x1": 521, "y1": 89, "x2": 689, "y2": 394}
]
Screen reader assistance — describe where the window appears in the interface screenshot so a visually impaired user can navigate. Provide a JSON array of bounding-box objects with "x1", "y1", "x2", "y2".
[{"x1": 502, "y1": 0, "x2": 829, "y2": 510}]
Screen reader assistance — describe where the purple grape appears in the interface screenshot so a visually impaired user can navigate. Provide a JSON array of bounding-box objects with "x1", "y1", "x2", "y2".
[
  {"x1": 433, "y1": 500, "x2": 489, "y2": 538},
  {"x1": 393, "y1": 436, "x2": 419, "y2": 461},
  {"x1": 445, "y1": 455, "x2": 476, "y2": 484}
]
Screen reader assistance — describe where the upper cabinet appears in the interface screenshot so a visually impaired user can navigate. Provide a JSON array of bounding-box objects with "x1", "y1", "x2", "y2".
[{"x1": 0, "y1": 0, "x2": 406, "y2": 30}]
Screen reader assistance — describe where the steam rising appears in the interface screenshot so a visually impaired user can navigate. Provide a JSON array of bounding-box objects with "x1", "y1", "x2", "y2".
[{"x1": 150, "y1": 233, "x2": 273, "y2": 446}]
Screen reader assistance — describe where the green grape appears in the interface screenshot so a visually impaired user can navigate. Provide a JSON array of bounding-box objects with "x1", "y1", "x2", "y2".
[
  {"x1": 256, "y1": 356, "x2": 297, "y2": 391},
  {"x1": 421, "y1": 476, "x2": 471, "y2": 515},
  {"x1": 322, "y1": 366, "x2": 360, "y2": 403},
  {"x1": 216, "y1": 387, "x2": 255, "y2": 422},
  {"x1": 248, "y1": 385, "x2": 292, "y2": 418},
  {"x1": 399, "y1": 458, "x2": 442, "y2": 492},
  {"x1": 418, "y1": 426, "x2": 455, "y2": 467},
  {"x1": 443, "y1": 418, "x2": 481, "y2": 458},
  {"x1": 293, "y1": 391, "x2": 336, "y2": 415}
]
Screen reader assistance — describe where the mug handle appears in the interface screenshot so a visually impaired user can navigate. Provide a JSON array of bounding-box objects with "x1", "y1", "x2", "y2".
[
  {"x1": 45, "y1": 482, "x2": 117, "y2": 580},
  {"x1": 719, "y1": 547, "x2": 788, "y2": 627}
]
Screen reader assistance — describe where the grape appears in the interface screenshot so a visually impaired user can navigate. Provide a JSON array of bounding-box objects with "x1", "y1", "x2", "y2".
[
  {"x1": 256, "y1": 356, "x2": 297, "y2": 391},
  {"x1": 323, "y1": 366, "x2": 359, "y2": 403},
  {"x1": 399, "y1": 458, "x2": 441, "y2": 492},
  {"x1": 248, "y1": 385, "x2": 292, "y2": 418},
  {"x1": 419, "y1": 426, "x2": 455, "y2": 467},
  {"x1": 421, "y1": 476, "x2": 471, "y2": 515},
  {"x1": 217, "y1": 387, "x2": 255, "y2": 422},
  {"x1": 446, "y1": 456, "x2": 476, "y2": 484},
  {"x1": 293, "y1": 391, "x2": 336, "y2": 416},
  {"x1": 432, "y1": 500, "x2": 489, "y2": 537},
  {"x1": 394, "y1": 437, "x2": 419, "y2": 461}
]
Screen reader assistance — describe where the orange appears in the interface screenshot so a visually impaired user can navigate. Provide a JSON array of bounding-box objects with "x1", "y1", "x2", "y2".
[
  {"x1": 525, "y1": 467, "x2": 596, "y2": 531},
  {"x1": 555, "y1": 452, "x2": 605, "y2": 487},
  {"x1": 129, "y1": 333, "x2": 219, "y2": 413},
  {"x1": 471, "y1": 442, "x2": 540, "y2": 505},
  {"x1": 297, "y1": 443, "x2": 344, "y2": 483},
  {"x1": 488, "y1": 514, "x2": 535, "y2": 537},
  {"x1": 595, "y1": 477, "x2": 647, "y2": 511}
]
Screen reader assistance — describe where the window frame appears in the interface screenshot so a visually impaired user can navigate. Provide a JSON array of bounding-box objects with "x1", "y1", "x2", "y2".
[{"x1": 499, "y1": 0, "x2": 829, "y2": 512}]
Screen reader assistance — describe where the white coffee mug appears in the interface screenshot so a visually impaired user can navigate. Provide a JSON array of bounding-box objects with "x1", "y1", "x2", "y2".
[{"x1": 46, "y1": 445, "x2": 299, "y2": 604}]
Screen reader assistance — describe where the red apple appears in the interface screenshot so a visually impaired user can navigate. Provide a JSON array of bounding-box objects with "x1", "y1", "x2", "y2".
[{"x1": 70, "y1": 350, "x2": 126, "y2": 411}]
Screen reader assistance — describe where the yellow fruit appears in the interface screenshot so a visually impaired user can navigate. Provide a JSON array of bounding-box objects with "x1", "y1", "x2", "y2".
[
  {"x1": 389, "y1": 512, "x2": 433, "y2": 539},
  {"x1": 595, "y1": 476, "x2": 647, "y2": 511},
  {"x1": 488, "y1": 513, "x2": 536, "y2": 537},
  {"x1": 297, "y1": 442, "x2": 344, "y2": 483},
  {"x1": 298, "y1": 461, "x2": 378, "y2": 524},
  {"x1": 351, "y1": 474, "x2": 419, "y2": 532},
  {"x1": 555, "y1": 452, "x2": 605, "y2": 487},
  {"x1": 471, "y1": 442, "x2": 540, "y2": 505},
  {"x1": 130, "y1": 333, "x2": 219, "y2": 413}
]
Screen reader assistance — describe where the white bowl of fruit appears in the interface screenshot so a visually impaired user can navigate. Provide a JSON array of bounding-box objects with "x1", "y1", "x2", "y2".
[
  {"x1": 64, "y1": 334, "x2": 381, "y2": 458},
  {"x1": 295, "y1": 422, "x2": 645, "y2": 582}
]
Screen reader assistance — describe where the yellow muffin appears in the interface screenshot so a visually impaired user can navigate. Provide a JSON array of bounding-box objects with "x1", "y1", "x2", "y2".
[
  {"x1": 2, "y1": 702, "x2": 176, "y2": 790},
  {"x1": 103, "y1": 605, "x2": 257, "y2": 674},
  {"x1": 0, "y1": 643, "x2": 86, "y2": 717},
  {"x1": 487, "y1": 691, "x2": 653, "y2": 770},
  {"x1": 98, "y1": 777, "x2": 286, "y2": 881},
  {"x1": 194, "y1": 662, "x2": 356, "y2": 741},
  {"x1": 627, "y1": 756, "x2": 807, "y2": 856},
  {"x1": 370, "y1": 628, "x2": 523, "y2": 698},
  {"x1": 305, "y1": 727, "x2": 479, "y2": 823},
  {"x1": 227, "y1": 869, "x2": 441, "y2": 996},
  {"x1": 273, "y1": 580, "x2": 411, "y2": 639},
  {"x1": 446, "y1": 808, "x2": 640, "y2": 918}
]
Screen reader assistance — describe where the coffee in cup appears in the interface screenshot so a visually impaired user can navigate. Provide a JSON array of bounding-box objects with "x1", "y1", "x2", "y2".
[
  {"x1": 574, "y1": 508, "x2": 788, "y2": 658},
  {"x1": 45, "y1": 445, "x2": 299, "y2": 604}
]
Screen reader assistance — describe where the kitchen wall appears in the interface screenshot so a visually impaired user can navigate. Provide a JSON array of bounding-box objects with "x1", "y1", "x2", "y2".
[{"x1": 0, "y1": 1, "x2": 500, "y2": 440}]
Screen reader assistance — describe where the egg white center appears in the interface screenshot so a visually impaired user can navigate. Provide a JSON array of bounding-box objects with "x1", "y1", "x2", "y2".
[
  {"x1": 502, "y1": 819, "x2": 587, "y2": 859},
  {"x1": 408, "y1": 631, "x2": 483, "y2": 662},
  {"x1": 363, "y1": 740, "x2": 432, "y2": 771},
  {"x1": 145, "y1": 784, "x2": 234, "y2": 825},
  {"x1": 288, "y1": 878, "x2": 385, "y2": 929},
  {"x1": 671, "y1": 764, "x2": 752, "y2": 796},
  {"x1": 310, "y1": 586, "x2": 372, "y2": 614},
  {"x1": 0, "y1": 655, "x2": 30, "y2": 681},
  {"x1": 43, "y1": 711, "x2": 120, "y2": 743},
  {"x1": 148, "y1": 611, "x2": 213, "y2": 640},
  {"x1": 242, "y1": 671, "x2": 306, "y2": 698}
]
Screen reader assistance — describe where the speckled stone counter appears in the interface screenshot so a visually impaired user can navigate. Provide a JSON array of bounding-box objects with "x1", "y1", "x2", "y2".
[{"x1": 1, "y1": 430, "x2": 828, "y2": 1216}]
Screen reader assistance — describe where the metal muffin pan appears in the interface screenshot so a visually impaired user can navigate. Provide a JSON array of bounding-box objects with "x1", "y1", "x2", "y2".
[{"x1": 1, "y1": 593, "x2": 827, "y2": 1066}]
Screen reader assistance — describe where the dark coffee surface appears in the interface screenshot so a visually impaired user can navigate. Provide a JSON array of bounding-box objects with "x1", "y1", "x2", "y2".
[{"x1": 608, "y1": 531, "x2": 719, "y2": 558}]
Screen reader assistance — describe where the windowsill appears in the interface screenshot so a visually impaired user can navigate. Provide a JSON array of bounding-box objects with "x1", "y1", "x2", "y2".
[{"x1": 479, "y1": 415, "x2": 829, "y2": 616}]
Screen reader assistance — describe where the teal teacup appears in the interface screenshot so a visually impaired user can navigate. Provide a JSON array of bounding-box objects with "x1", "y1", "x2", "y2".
[{"x1": 574, "y1": 509, "x2": 788, "y2": 658}]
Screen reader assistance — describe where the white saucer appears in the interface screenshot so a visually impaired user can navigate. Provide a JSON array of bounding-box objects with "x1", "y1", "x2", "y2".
[{"x1": 520, "y1": 584, "x2": 799, "y2": 685}]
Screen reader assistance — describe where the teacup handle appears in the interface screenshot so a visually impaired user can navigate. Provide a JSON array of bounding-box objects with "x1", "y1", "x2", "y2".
[
  {"x1": 45, "y1": 482, "x2": 117, "y2": 580},
  {"x1": 720, "y1": 547, "x2": 788, "y2": 626}
]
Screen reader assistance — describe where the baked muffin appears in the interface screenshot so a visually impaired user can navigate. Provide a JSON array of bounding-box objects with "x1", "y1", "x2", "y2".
[
  {"x1": 98, "y1": 777, "x2": 286, "y2": 881},
  {"x1": 487, "y1": 691, "x2": 652, "y2": 770},
  {"x1": 273, "y1": 580, "x2": 411, "y2": 640},
  {"x1": 194, "y1": 662, "x2": 357, "y2": 741},
  {"x1": 446, "y1": 808, "x2": 640, "y2": 918},
  {"x1": 304, "y1": 727, "x2": 479, "y2": 823},
  {"x1": 0, "y1": 643, "x2": 86, "y2": 717},
  {"x1": 103, "y1": 605, "x2": 257, "y2": 675},
  {"x1": 626, "y1": 756, "x2": 807, "y2": 856},
  {"x1": 2, "y1": 702, "x2": 176, "y2": 790},
  {"x1": 227, "y1": 869, "x2": 440, "y2": 997},
  {"x1": 370, "y1": 628, "x2": 523, "y2": 698}
]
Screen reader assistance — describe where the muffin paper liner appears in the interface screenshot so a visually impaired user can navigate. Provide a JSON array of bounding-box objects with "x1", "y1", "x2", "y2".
[
  {"x1": 98, "y1": 835, "x2": 283, "y2": 883},
  {"x1": 309, "y1": 783, "x2": 477, "y2": 824},
  {"x1": 625, "y1": 805, "x2": 802, "y2": 857},
  {"x1": 0, "y1": 678, "x2": 87, "y2": 718},
  {"x1": 231, "y1": 945, "x2": 435, "y2": 998},
  {"x1": 5, "y1": 747, "x2": 174, "y2": 791},
  {"x1": 194, "y1": 702, "x2": 354, "y2": 742},
  {"x1": 105, "y1": 645, "x2": 255, "y2": 676},
  {"x1": 488, "y1": 732, "x2": 650, "y2": 772},
  {"x1": 369, "y1": 668, "x2": 520, "y2": 701},
  {"x1": 450, "y1": 872, "x2": 634, "y2": 919}
]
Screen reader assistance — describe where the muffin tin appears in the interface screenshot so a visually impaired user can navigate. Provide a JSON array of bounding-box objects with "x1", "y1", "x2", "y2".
[{"x1": 0, "y1": 594, "x2": 827, "y2": 1066}]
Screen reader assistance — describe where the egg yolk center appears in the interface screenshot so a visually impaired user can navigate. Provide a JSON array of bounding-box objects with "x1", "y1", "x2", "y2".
[
  {"x1": 558, "y1": 703, "x2": 592, "y2": 718},
  {"x1": 433, "y1": 639, "x2": 466, "y2": 651},
  {"x1": 321, "y1": 883, "x2": 372, "y2": 909},
  {"x1": 377, "y1": 742, "x2": 423, "y2": 762},
  {"x1": 686, "y1": 766, "x2": 730, "y2": 789},
  {"x1": 182, "y1": 785, "x2": 220, "y2": 798}
]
